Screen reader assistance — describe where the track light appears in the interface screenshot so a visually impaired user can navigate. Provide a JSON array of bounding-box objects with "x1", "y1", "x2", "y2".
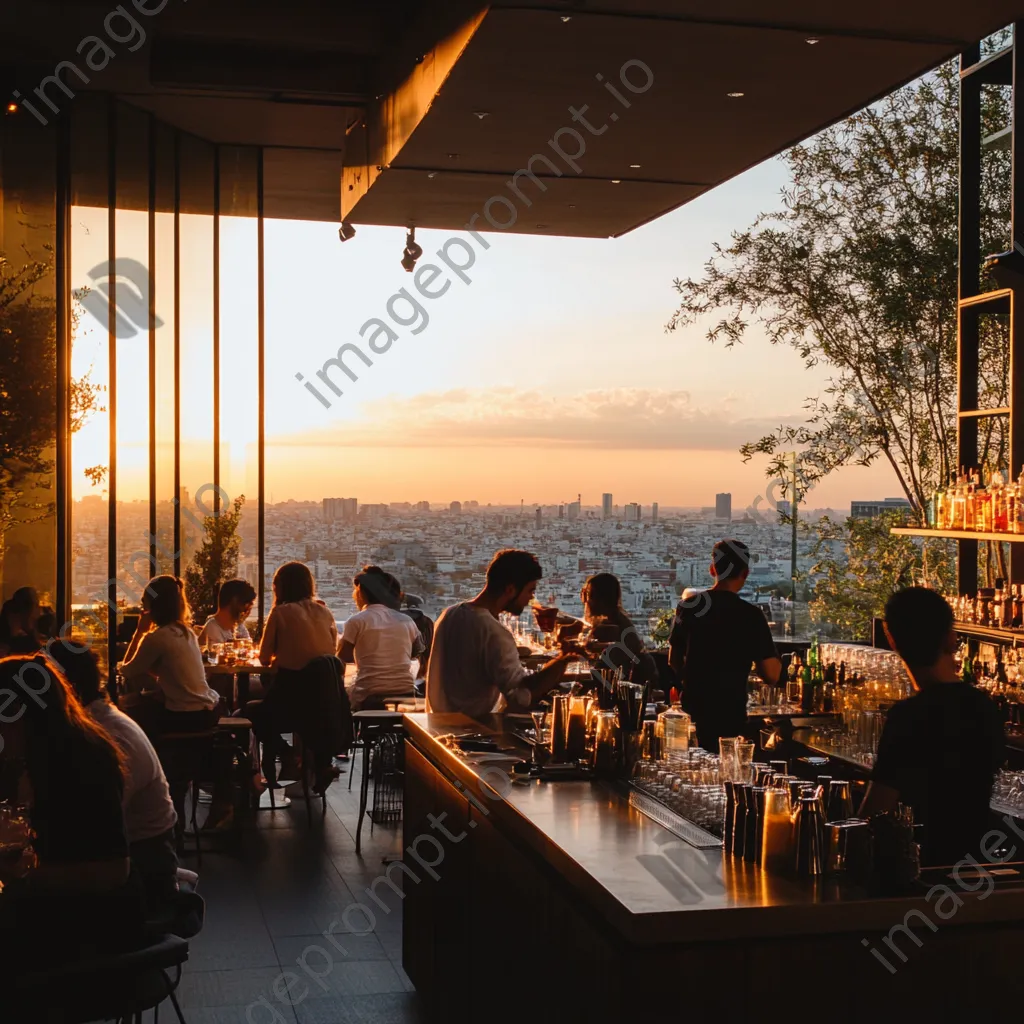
[
  {"x1": 401, "y1": 227, "x2": 423, "y2": 272},
  {"x1": 338, "y1": 221, "x2": 356, "y2": 242}
]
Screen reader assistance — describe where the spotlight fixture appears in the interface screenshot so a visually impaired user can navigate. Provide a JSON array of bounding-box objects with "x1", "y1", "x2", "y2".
[
  {"x1": 560, "y1": 15, "x2": 571, "y2": 22},
  {"x1": 5, "y1": 101, "x2": 17, "y2": 114},
  {"x1": 401, "y1": 227, "x2": 423, "y2": 272},
  {"x1": 611, "y1": 179, "x2": 622, "y2": 184},
  {"x1": 727, "y1": 91, "x2": 745, "y2": 98},
  {"x1": 806, "y1": 38, "x2": 820, "y2": 45},
  {"x1": 427, "y1": 171, "x2": 437, "y2": 179},
  {"x1": 629, "y1": 163, "x2": 641, "y2": 169},
  {"x1": 473, "y1": 110, "x2": 489, "y2": 120},
  {"x1": 338, "y1": 221, "x2": 356, "y2": 242}
]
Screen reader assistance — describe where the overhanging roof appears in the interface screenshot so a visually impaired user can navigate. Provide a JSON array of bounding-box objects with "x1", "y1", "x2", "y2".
[{"x1": 3, "y1": 2, "x2": 1022, "y2": 232}]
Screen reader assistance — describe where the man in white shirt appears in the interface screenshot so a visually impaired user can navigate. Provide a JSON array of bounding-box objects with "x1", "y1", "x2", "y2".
[
  {"x1": 48, "y1": 646, "x2": 179, "y2": 910},
  {"x1": 198, "y1": 578, "x2": 256, "y2": 646},
  {"x1": 426, "y1": 549, "x2": 573, "y2": 719},
  {"x1": 339, "y1": 566, "x2": 424, "y2": 710}
]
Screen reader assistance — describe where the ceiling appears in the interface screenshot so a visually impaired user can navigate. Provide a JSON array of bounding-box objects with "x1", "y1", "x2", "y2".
[{"x1": 3, "y1": 1, "x2": 1023, "y2": 232}]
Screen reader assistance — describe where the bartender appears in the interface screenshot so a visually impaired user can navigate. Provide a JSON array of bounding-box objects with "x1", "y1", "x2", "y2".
[
  {"x1": 667, "y1": 539, "x2": 781, "y2": 750},
  {"x1": 860, "y1": 587, "x2": 1004, "y2": 866}
]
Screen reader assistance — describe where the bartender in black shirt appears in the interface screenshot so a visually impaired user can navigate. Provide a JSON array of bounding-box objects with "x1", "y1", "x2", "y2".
[
  {"x1": 668, "y1": 540, "x2": 781, "y2": 750},
  {"x1": 861, "y1": 587, "x2": 1004, "y2": 866}
]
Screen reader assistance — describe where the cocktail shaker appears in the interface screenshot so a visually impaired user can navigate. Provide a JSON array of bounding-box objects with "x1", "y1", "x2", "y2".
[
  {"x1": 760, "y1": 788, "x2": 793, "y2": 874},
  {"x1": 745, "y1": 787, "x2": 767, "y2": 864},
  {"x1": 794, "y1": 795, "x2": 824, "y2": 877},
  {"x1": 732, "y1": 783, "x2": 752, "y2": 858},
  {"x1": 724, "y1": 780, "x2": 736, "y2": 849},
  {"x1": 550, "y1": 694, "x2": 569, "y2": 762},
  {"x1": 826, "y1": 780, "x2": 854, "y2": 822},
  {"x1": 825, "y1": 819, "x2": 872, "y2": 878}
]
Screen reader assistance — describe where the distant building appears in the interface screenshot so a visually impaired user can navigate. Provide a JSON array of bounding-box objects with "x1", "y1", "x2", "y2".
[
  {"x1": 535, "y1": 507, "x2": 542, "y2": 528},
  {"x1": 625, "y1": 502, "x2": 641, "y2": 522},
  {"x1": 358, "y1": 503, "x2": 388, "y2": 522},
  {"x1": 777, "y1": 499, "x2": 792, "y2": 517},
  {"x1": 567, "y1": 497, "x2": 581, "y2": 521},
  {"x1": 715, "y1": 493, "x2": 732, "y2": 520},
  {"x1": 415, "y1": 500, "x2": 430, "y2": 512},
  {"x1": 450, "y1": 501, "x2": 462, "y2": 514},
  {"x1": 558, "y1": 504, "x2": 565, "y2": 519},
  {"x1": 602, "y1": 493, "x2": 613, "y2": 519},
  {"x1": 851, "y1": 497, "x2": 912, "y2": 519},
  {"x1": 323, "y1": 497, "x2": 357, "y2": 523},
  {"x1": 651, "y1": 502, "x2": 659, "y2": 523}
]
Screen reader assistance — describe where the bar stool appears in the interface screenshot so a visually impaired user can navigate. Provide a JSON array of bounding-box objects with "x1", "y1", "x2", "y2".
[
  {"x1": 155, "y1": 729, "x2": 219, "y2": 862},
  {"x1": 351, "y1": 710, "x2": 405, "y2": 853}
]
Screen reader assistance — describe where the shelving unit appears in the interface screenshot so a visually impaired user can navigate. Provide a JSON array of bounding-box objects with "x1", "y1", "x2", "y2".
[{"x1": 891, "y1": 31, "x2": 1024, "y2": 640}]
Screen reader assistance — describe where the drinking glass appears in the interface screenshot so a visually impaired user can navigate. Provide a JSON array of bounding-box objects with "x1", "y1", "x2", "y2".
[
  {"x1": 736, "y1": 741, "x2": 754, "y2": 780},
  {"x1": 719, "y1": 737, "x2": 738, "y2": 780},
  {"x1": 208, "y1": 643, "x2": 222, "y2": 666}
]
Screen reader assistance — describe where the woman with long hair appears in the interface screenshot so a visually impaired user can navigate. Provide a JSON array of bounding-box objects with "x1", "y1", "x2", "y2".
[
  {"x1": 249, "y1": 562, "x2": 340, "y2": 792},
  {"x1": 577, "y1": 573, "x2": 657, "y2": 686},
  {"x1": 120, "y1": 574, "x2": 221, "y2": 737},
  {"x1": 0, "y1": 655, "x2": 143, "y2": 967}
]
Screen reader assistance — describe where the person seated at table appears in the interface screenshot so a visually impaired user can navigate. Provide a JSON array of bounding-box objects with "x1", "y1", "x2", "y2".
[
  {"x1": 250, "y1": 562, "x2": 340, "y2": 788},
  {"x1": 860, "y1": 587, "x2": 1005, "y2": 866},
  {"x1": 49, "y1": 644, "x2": 179, "y2": 914},
  {"x1": 198, "y1": 578, "x2": 256, "y2": 646},
  {"x1": 0, "y1": 586, "x2": 42, "y2": 655},
  {"x1": 340, "y1": 566, "x2": 423, "y2": 711},
  {"x1": 0, "y1": 655, "x2": 144, "y2": 971},
  {"x1": 119, "y1": 575, "x2": 222, "y2": 737},
  {"x1": 556, "y1": 573, "x2": 658, "y2": 687},
  {"x1": 426, "y1": 549, "x2": 574, "y2": 719},
  {"x1": 401, "y1": 593, "x2": 434, "y2": 683}
]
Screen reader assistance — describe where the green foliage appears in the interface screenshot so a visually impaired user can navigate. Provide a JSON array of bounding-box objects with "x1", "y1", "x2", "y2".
[
  {"x1": 666, "y1": 55, "x2": 1011, "y2": 510},
  {"x1": 649, "y1": 607, "x2": 675, "y2": 645},
  {"x1": 0, "y1": 250, "x2": 104, "y2": 533},
  {"x1": 808, "y1": 512, "x2": 955, "y2": 640},
  {"x1": 184, "y1": 495, "x2": 246, "y2": 625}
]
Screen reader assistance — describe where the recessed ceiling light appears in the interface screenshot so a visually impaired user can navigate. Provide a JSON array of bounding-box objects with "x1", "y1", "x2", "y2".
[
  {"x1": 447, "y1": 153, "x2": 459, "y2": 159},
  {"x1": 806, "y1": 38, "x2": 820, "y2": 45},
  {"x1": 629, "y1": 163, "x2": 641, "y2": 169},
  {"x1": 427, "y1": 171, "x2": 436, "y2": 179},
  {"x1": 727, "y1": 92, "x2": 745, "y2": 98},
  {"x1": 560, "y1": 15, "x2": 571, "y2": 22},
  {"x1": 611, "y1": 179, "x2": 622, "y2": 184},
  {"x1": 536, "y1": 223, "x2": 548, "y2": 229},
  {"x1": 473, "y1": 111, "x2": 489, "y2": 119},
  {"x1": 568, "y1": 204, "x2": 576, "y2": 209}
]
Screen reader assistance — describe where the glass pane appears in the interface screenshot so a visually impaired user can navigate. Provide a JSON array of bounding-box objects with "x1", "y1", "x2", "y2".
[
  {"x1": 70, "y1": 94, "x2": 111, "y2": 671},
  {"x1": 177, "y1": 132, "x2": 215, "y2": 595},
  {"x1": 1, "y1": 104, "x2": 58, "y2": 616},
  {"x1": 219, "y1": 146, "x2": 260, "y2": 630},
  {"x1": 114, "y1": 101, "x2": 152, "y2": 645},
  {"x1": 153, "y1": 122, "x2": 177, "y2": 575}
]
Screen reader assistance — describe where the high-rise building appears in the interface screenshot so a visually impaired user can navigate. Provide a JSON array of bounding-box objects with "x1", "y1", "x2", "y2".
[
  {"x1": 715, "y1": 493, "x2": 732, "y2": 521},
  {"x1": 450, "y1": 500, "x2": 462, "y2": 514},
  {"x1": 415, "y1": 500, "x2": 430, "y2": 511},
  {"x1": 651, "y1": 502, "x2": 659, "y2": 523},
  {"x1": 625, "y1": 502, "x2": 641, "y2": 522},
  {"x1": 558, "y1": 504, "x2": 565, "y2": 519},
  {"x1": 535, "y1": 507, "x2": 542, "y2": 528},
  {"x1": 567, "y1": 496, "x2": 581, "y2": 521},
  {"x1": 777, "y1": 499, "x2": 792, "y2": 517},
  {"x1": 602, "y1": 493, "x2": 613, "y2": 519},
  {"x1": 322, "y1": 497, "x2": 358, "y2": 523}
]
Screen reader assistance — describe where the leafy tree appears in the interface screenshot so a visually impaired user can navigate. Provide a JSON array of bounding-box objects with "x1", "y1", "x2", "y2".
[
  {"x1": 666, "y1": 55, "x2": 1011, "y2": 512},
  {"x1": 0, "y1": 249, "x2": 104, "y2": 534},
  {"x1": 808, "y1": 512, "x2": 955, "y2": 640},
  {"x1": 184, "y1": 495, "x2": 245, "y2": 625}
]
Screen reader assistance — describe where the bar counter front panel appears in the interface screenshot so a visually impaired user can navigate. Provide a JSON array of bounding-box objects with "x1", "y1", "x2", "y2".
[{"x1": 402, "y1": 713, "x2": 1024, "y2": 1021}]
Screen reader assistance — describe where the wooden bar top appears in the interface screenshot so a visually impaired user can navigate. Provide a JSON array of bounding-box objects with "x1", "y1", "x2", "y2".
[{"x1": 405, "y1": 712, "x2": 1024, "y2": 946}]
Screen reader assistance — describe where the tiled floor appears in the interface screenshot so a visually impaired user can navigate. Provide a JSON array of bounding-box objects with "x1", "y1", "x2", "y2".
[{"x1": 175, "y1": 760, "x2": 425, "y2": 1024}]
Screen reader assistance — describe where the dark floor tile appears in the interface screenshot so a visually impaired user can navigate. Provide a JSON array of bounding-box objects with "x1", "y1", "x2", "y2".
[
  {"x1": 273, "y1": 932, "x2": 387, "y2": 967},
  {"x1": 183, "y1": 1006, "x2": 298, "y2": 1024},
  {"x1": 189, "y1": 933, "x2": 281, "y2": 971},
  {"x1": 283, "y1": 959, "x2": 407, "y2": 999},
  {"x1": 293, "y1": 992, "x2": 426, "y2": 1024},
  {"x1": 178, "y1": 967, "x2": 293, "y2": 1009}
]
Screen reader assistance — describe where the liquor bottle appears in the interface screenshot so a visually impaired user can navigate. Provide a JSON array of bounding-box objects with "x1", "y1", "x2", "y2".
[
  {"x1": 965, "y1": 471, "x2": 977, "y2": 531},
  {"x1": 961, "y1": 652, "x2": 976, "y2": 685},
  {"x1": 952, "y1": 472, "x2": 966, "y2": 530},
  {"x1": 984, "y1": 470, "x2": 1000, "y2": 532},
  {"x1": 1013, "y1": 584, "x2": 1023, "y2": 629},
  {"x1": 994, "y1": 579, "x2": 1006, "y2": 627},
  {"x1": 932, "y1": 484, "x2": 945, "y2": 529},
  {"x1": 800, "y1": 659, "x2": 814, "y2": 714}
]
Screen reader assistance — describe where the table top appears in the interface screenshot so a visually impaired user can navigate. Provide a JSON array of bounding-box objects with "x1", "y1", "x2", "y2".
[
  {"x1": 405, "y1": 712, "x2": 1024, "y2": 946},
  {"x1": 205, "y1": 662, "x2": 277, "y2": 675}
]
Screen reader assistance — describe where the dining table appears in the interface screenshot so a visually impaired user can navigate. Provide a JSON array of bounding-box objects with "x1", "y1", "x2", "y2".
[{"x1": 204, "y1": 660, "x2": 277, "y2": 712}]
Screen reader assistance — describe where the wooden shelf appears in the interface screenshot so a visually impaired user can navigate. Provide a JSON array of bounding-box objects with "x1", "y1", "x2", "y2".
[
  {"x1": 954, "y1": 621, "x2": 1024, "y2": 644},
  {"x1": 891, "y1": 527, "x2": 1024, "y2": 543}
]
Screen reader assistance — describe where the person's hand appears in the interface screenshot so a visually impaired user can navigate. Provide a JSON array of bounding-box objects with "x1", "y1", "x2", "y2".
[{"x1": 136, "y1": 611, "x2": 153, "y2": 632}]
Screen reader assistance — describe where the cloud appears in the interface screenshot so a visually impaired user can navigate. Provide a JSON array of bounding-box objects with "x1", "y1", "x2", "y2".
[{"x1": 269, "y1": 387, "x2": 805, "y2": 452}]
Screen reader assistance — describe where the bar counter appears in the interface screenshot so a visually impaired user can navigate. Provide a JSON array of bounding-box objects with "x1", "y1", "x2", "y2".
[{"x1": 402, "y1": 713, "x2": 1024, "y2": 1020}]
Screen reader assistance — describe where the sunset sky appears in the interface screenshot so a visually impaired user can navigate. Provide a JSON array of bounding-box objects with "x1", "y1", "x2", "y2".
[{"x1": 71, "y1": 153, "x2": 898, "y2": 511}]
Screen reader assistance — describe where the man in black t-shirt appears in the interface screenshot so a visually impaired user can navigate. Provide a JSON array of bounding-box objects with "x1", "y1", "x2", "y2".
[
  {"x1": 861, "y1": 587, "x2": 1004, "y2": 866},
  {"x1": 668, "y1": 539, "x2": 781, "y2": 750}
]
